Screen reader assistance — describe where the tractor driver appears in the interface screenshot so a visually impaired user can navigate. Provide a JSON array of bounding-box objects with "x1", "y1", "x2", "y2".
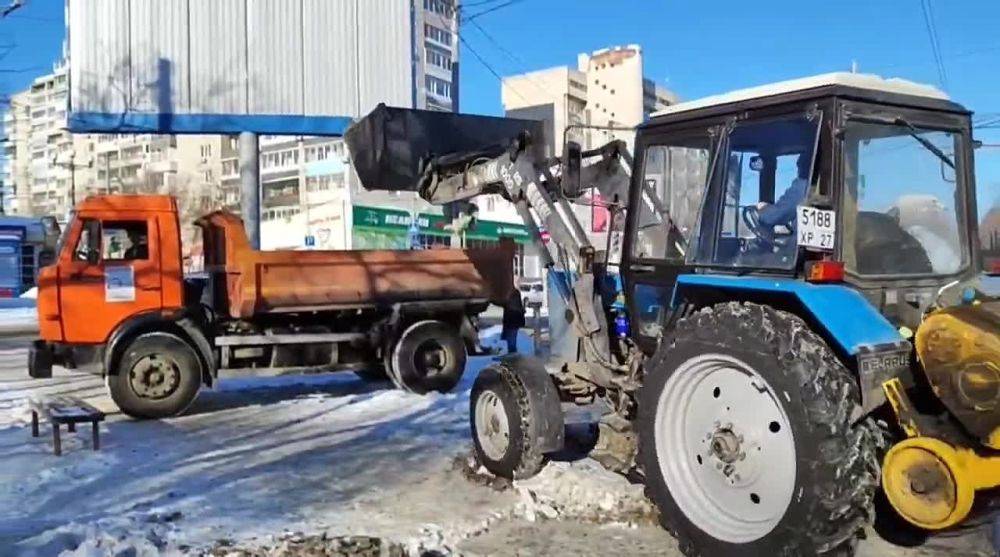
[{"x1": 755, "y1": 152, "x2": 810, "y2": 232}]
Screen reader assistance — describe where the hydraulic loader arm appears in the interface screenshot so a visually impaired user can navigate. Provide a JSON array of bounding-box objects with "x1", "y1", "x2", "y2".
[
  {"x1": 344, "y1": 106, "x2": 634, "y2": 373},
  {"x1": 417, "y1": 137, "x2": 633, "y2": 372}
]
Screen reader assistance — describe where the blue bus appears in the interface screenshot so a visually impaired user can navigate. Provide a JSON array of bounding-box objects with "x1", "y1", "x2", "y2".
[{"x1": 0, "y1": 216, "x2": 60, "y2": 297}]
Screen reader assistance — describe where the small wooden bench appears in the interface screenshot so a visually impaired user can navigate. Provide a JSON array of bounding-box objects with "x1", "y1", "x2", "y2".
[{"x1": 29, "y1": 397, "x2": 105, "y2": 456}]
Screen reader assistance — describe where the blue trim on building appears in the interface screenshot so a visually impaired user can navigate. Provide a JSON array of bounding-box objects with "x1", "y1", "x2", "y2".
[
  {"x1": 67, "y1": 111, "x2": 354, "y2": 136},
  {"x1": 671, "y1": 274, "x2": 903, "y2": 356}
]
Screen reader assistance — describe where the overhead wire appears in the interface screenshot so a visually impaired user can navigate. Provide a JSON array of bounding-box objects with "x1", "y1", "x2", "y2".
[
  {"x1": 466, "y1": 18, "x2": 551, "y2": 99},
  {"x1": 454, "y1": 0, "x2": 534, "y2": 105},
  {"x1": 462, "y1": 0, "x2": 527, "y2": 22},
  {"x1": 919, "y1": 0, "x2": 949, "y2": 89}
]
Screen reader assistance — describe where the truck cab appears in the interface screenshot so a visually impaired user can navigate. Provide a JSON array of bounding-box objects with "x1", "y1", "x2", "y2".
[{"x1": 36, "y1": 195, "x2": 184, "y2": 345}]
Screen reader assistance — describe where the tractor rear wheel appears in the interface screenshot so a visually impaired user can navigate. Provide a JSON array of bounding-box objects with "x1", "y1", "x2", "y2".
[{"x1": 637, "y1": 302, "x2": 880, "y2": 556}]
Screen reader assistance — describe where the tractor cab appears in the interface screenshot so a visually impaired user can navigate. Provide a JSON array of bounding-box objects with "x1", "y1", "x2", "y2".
[{"x1": 625, "y1": 73, "x2": 978, "y2": 341}]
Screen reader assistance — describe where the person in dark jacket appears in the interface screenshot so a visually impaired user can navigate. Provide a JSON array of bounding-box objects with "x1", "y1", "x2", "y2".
[{"x1": 501, "y1": 289, "x2": 526, "y2": 354}]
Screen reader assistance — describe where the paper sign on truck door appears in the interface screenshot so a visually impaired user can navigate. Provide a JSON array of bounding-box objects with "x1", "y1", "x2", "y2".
[{"x1": 105, "y1": 265, "x2": 135, "y2": 302}]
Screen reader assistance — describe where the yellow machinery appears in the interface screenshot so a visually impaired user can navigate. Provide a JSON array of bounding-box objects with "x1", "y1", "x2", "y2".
[{"x1": 882, "y1": 300, "x2": 1000, "y2": 530}]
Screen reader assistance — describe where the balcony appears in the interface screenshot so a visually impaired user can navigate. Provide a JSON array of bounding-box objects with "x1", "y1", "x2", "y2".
[{"x1": 146, "y1": 159, "x2": 178, "y2": 174}]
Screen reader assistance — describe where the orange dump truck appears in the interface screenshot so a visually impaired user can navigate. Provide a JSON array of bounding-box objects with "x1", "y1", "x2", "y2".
[{"x1": 28, "y1": 195, "x2": 514, "y2": 418}]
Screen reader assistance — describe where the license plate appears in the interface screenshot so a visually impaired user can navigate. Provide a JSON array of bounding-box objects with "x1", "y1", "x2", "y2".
[{"x1": 797, "y1": 206, "x2": 835, "y2": 251}]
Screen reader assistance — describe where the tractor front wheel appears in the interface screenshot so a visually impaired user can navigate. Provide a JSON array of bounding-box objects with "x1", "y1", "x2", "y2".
[{"x1": 637, "y1": 302, "x2": 880, "y2": 556}]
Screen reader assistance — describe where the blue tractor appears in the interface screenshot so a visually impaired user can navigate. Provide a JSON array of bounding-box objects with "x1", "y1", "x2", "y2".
[{"x1": 345, "y1": 75, "x2": 995, "y2": 556}]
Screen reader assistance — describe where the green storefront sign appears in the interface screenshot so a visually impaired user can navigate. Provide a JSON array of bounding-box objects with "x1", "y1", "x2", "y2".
[{"x1": 352, "y1": 205, "x2": 529, "y2": 249}]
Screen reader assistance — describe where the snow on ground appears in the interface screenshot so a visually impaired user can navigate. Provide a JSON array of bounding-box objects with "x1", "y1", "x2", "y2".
[{"x1": 0, "y1": 329, "x2": 993, "y2": 557}]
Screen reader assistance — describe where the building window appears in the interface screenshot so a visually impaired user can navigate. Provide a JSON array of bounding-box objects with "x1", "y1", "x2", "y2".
[
  {"x1": 424, "y1": 23, "x2": 451, "y2": 46},
  {"x1": 425, "y1": 44, "x2": 452, "y2": 70},
  {"x1": 425, "y1": 75, "x2": 452, "y2": 98},
  {"x1": 200, "y1": 144, "x2": 212, "y2": 158},
  {"x1": 424, "y1": 0, "x2": 454, "y2": 17}
]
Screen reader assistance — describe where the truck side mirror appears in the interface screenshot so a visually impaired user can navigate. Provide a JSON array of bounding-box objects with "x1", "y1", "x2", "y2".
[
  {"x1": 84, "y1": 219, "x2": 101, "y2": 265},
  {"x1": 562, "y1": 141, "x2": 582, "y2": 198}
]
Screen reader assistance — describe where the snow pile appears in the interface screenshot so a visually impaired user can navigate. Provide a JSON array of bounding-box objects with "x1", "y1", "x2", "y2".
[
  {"x1": 12, "y1": 512, "x2": 185, "y2": 557},
  {"x1": 512, "y1": 460, "x2": 657, "y2": 526}
]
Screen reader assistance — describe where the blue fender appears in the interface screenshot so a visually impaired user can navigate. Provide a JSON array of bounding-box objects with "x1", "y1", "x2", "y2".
[{"x1": 670, "y1": 274, "x2": 903, "y2": 357}]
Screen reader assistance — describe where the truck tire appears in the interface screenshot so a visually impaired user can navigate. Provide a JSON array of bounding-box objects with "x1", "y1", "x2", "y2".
[
  {"x1": 389, "y1": 320, "x2": 466, "y2": 394},
  {"x1": 470, "y1": 363, "x2": 547, "y2": 479},
  {"x1": 107, "y1": 332, "x2": 203, "y2": 419},
  {"x1": 637, "y1": 302, "x2": 880, "y2": 557}
]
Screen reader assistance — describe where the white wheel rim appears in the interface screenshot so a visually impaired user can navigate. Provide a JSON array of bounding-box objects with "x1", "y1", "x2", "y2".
[
  {"x1": 475, "y1": 391, "x2": 510, "y2": 462},
  {"x1": 655, "y1": 353, "x2": 796, "y2": 543}
]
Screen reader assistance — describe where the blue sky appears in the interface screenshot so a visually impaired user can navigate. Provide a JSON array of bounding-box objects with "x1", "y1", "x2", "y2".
[{"x1": 0, "y1": 0, "x2": 997, "y2": 213}]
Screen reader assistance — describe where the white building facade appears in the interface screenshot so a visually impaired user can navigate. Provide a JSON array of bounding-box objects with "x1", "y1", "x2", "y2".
[{"x1": 491, "y1": 45, "x2": 679, "y2": 276}]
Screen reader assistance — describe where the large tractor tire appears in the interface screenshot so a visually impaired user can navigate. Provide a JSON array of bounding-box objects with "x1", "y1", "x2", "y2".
[
  {"x1": 107, "y1": 332, "x2": 203, "y2": 419},
  {"x1": 470, "y1": 363, "x2": 549, "y2": 479},
  {"x1": 637, "y1": 302, "x2": 881, "y2": 556},
  {"x1": 389, "y1": 320, "x2": 466, "y2": 394}
]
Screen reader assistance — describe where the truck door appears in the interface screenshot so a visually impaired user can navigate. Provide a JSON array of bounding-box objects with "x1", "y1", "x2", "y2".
[
  {"x1": 625, "y1": 137, "x2": 712, "y2": 354},
  {"x1": 60, "y1": 216, "x2": 163, "y2": 344}
]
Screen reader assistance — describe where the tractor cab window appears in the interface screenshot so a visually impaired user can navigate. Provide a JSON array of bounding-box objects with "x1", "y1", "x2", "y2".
[
  {"x1": 692, "y1": 114, "x2": 820, "y2": 270},
  {"x1": 632, "y1": 136, "x2": 712, "y2": 261},
  {"x1": 841, "y1": 121, "x2": 966, "y2": 277}
]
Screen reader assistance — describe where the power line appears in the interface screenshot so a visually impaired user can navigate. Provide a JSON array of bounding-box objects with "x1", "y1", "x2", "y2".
[
  {"x1": 466, "y1": 19, "x2": 550, "y2": 99},
  {"x1": 458, "y1": 0, "x2": 509, "y2": 9},
  {"x1": 0, "y1": 0, "x2": 23, "y2": 18},
  {"x1": 462, "y1": 0, "x2": 526, "y2": 22},
  {"x1": 919, "y1": 0, "x2": 948, "y2": 89},
  {"x1": 457, "y1": 31, "x2": 530, "y2": 105}
]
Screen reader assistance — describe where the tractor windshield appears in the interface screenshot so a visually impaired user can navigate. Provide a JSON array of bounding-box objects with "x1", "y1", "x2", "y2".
[
  {"x1": 688, "y1": 114, "x2": 821, "y2": 270},
  {"x1": 841, "y1": 121, "x2": 967, "y2": 277}
]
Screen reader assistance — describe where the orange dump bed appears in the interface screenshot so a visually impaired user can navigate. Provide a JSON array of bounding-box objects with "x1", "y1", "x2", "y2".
[{"x1": 197, "y1": 212, "x2": 515, "y2": 319}]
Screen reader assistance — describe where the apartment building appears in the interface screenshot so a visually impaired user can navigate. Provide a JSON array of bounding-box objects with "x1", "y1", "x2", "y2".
[
  {"x1": 1, "y1": 63, "x2": 234, "y2": 223},
  {"x1": 1, "y1": 64, "x2": 78, "y2": 217},
  {"x1": 502, "y1": 44, "x2": 677, "y2": 156},
  {"x1": 490, "y1": 45, "x2": 679, "y2": 276}
]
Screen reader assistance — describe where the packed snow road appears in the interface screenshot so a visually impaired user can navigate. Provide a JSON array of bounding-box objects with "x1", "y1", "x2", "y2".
[{"x1": 0, "y1": 330, "x2": 991, "y2": 556}]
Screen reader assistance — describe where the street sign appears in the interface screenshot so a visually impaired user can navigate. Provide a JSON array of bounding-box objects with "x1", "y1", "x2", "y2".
[
  {"x1": 304, "y1": 235, "x2": 316, "y2": 247},
  {"x1": 66, "y1": 0, "x2": 415, "y2": 136}
]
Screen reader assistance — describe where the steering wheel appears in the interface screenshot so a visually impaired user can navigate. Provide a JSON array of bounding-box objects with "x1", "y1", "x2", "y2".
[{"x1": 741, "y1": 205, "x2": 773, "y2": 247}]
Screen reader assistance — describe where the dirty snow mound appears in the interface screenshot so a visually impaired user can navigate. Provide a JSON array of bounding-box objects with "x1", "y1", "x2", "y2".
[{"x1": 511, "y1": 460, "x2": 658, "y2": 525}]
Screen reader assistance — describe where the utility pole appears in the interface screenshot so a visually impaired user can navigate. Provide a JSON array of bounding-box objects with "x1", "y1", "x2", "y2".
[{"x1": 238, "y1": 132, "x2": 260, "y2": 249}]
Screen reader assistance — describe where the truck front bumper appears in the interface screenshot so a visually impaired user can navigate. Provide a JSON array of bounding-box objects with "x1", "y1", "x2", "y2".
[
  {"x1": 28, "y1": 341, "x2": 103, "y2": 379},
  {"x1": 28, "y1": 340, "x2": 54, "y2": 379}
]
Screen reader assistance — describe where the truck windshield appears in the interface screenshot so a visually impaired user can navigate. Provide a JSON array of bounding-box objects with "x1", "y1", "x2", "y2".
[{"x1": 841, "y1": 121, "x2": 967, "y2": 277}]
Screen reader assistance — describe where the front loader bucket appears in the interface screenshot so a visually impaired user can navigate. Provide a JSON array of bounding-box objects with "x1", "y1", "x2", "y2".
[{"x1": 344, "y1": 104, "x2": 546, "y2": 192}]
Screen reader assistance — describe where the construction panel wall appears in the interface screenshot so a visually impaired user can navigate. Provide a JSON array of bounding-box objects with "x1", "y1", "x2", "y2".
[{"x1": 67, "y1": 0, "x2": 414, "y2": 136}]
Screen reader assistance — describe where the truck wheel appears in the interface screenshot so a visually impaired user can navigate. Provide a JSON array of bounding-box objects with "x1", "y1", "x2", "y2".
[
  {"x1": 470, "y1": 363, "x2": 546, "y2": 479},
  {"x1": 108, "y1": 332, "x2": 203, "y2": 419},
  {"x1": 637, "y1": 302, "x2": 880, "y2": 556},
  {"x1": 389, "y1": 320, "x2": 466, "y2": 394}
]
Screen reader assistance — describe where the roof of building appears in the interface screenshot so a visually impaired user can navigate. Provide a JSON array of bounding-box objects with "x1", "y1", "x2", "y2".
[{"x1": 651, "y1": 72, "x2": 950, "y2": 117}]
